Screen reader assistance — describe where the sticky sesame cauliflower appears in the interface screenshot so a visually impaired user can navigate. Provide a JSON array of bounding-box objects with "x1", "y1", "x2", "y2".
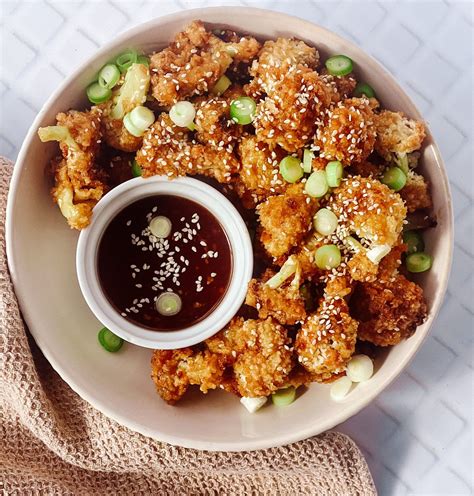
[{"x1": 39, "y1": 20, "x2": 436, "y2": 409}]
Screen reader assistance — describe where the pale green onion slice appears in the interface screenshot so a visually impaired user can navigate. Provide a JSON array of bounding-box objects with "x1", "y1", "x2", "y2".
[
  {"x1": 353, "y1": 82, "x2": 375, "y2": 99},
  {"x1": 211, "y1": 75, "x2": 232, "y2": 96},
  {"x1": 325, "y1": 160, "x2": 343, "y2": 187},
  {"x1": 303, "y1": 149, "x2": 314, "y2": 173},
  {"x1": 325, "y1": 55, "x2": 353, "y2": 76},
  {"x1": 366, "y1": 244, "x2": 391, "y2": 264},
  {"x1": 98, "y1": 64, "x2": 120, "y2": 89},
  {"x1": 382, "y1": 166, "x2": 406, "y2": 191},
  {"x1": 131, "y1": 160, "x2": 142, "y2": 177},
  {"x1": 344, "y1": 236, "x2": 363, "y2": 253},
  {"x1": 393, "y1": 152, "x2": 409, "y2": 174},
  {"x1": 123, "y1": 113, "x2": 144, "y2": 137},
  {"x1": 230, "y1": 97, "x2": 256, "y2": 125},
  {"x1": 137, "y1": 55, "x2": 150, "y2": 67},
  {"x1": 86, "y1": 82, "x2": 112, "y2": 104},
  {"x1": 305, "y1": 170, "x2": 329, "y2": 198},
  {"x1": 128, "y1": 105, "x2": 155, "y2": 132},
  {"x1": 314, "y1": 245, "x2": 341, "y2": 270},
  {"x1": 271, "y1": 386, "x2": 296, "y2": 406},
  {"x1": 266, "y1": 256, "x2": 298, "y2": 289},
  {"x1": 98, "y1": 327, "x2": 123, "y2": 353},
  {"x1": 403, "y1": 230, "x2": 425, "y2": 255},
  {"x1": 330, "y1": 376, "x2": 352, "y2": 401},
  {"x1": 406, "y1": 252, "x2": 432, "y2": 273},
  {"x1": 280, "y1": 156, "x2": 303, "y2": 183},
  {"x1": 169, "y1": 101, "x2": 196, "y2": 128},
  {"x1": 149, "y1": 215, "x2": 172, "y2": 239},
  {"x1": 240, "y1": 396, "x2": 267, "y2": 413},
  {"x1": 156, "y1": 292, "x2": 182, "y2": 316},
  {"x1": 116, "y1": 49, "x2": 138, "y2": 73},
  {"x1": 346, "y1": 354, "x2": 374, "y2": 382},
  {"x1": 313, "y1": 208, "x2": 338, "y2": 236}
]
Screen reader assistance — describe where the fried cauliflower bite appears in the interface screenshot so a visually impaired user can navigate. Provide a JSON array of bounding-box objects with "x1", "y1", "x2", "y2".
[
  {"x1": 314, "y1": 97, "x2": 376, "y2": 164},
  {"x1": 235, "y1": 136, "x2": 287, "y2": 204},
  {"x1": 38, "y1": 108, "x2": 106, "y2": 230},
  {"x1": 295, "y1": 294, "x2": 358, "y2": 381},
  {"x1": 245, "y1": 268, "x2": 307, "y2": 325},
  {"x1": 136, "y1": 113, "x2": 239, "y2": 183},
  {"x1": 258, "y1": 183, "x2": 318, "y2": 259},
  {"x1": 399, "y1": 170, "x2": 432, "y2": 213},
  {"x1": 208, "y1": 317, "x2": 294, "y2": 397},
  {"x1": 253, "y1": 66, "x2": 332, "y2": 152},
  {"x1": 193, "y1": 96, "x2": 242, "y2": 150},
  {"x1": 247, "y1": 38, "x2": 319, "y2": 97},
  {"x1": 149, "y1": 21, "x2": 234, "y2": 107},
  {"x1": 320, "y1": 69, "x2": 357, "y2": 104},
  {"x1": 351, "y1": 273, "x2": 427, "y2": 346},
  {"x1": 375, "y1": 110, "x2": 426, "y2": 159}
]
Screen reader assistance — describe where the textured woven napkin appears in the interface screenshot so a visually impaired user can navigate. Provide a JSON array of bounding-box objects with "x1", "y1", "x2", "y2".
[{"x1": 0, "y1": 157, "x2": 376, "y2": 495}]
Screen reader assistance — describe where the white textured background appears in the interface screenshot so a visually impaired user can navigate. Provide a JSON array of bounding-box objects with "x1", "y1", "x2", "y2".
[{"x1": 0, "y1": 1, "x2": 473, "y2": 494}]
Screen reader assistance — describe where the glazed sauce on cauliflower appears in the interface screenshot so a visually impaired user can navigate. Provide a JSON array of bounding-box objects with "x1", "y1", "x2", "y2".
[{"x1": 98, "y1": 195, "x2": 232, "y2": 331}]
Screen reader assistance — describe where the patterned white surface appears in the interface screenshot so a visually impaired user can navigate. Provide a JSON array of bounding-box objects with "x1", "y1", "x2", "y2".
[{"x1": 0, "y1": 1, "x2": 472, "y2": 494}]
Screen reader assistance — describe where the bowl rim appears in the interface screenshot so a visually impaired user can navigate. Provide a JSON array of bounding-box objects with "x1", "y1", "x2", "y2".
[
  {"x1": 76, "y1": 175, "x2": 253, "y2": 349},
  {"x1": 5, "y1": 6, "x2": 454, "y2": 451}
]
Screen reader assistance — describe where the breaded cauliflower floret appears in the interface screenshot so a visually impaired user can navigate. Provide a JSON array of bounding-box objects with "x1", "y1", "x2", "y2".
[
  {"x1": 209, "y1": 317, "x2": 294, "y2": 397},
  {"x1": 399, "y1": 170, "x2": 432, "y2": 213},
  {"x1": 101, "y1": 63, "x2": 150, "y2": 152},
  {"x1": 295, "y1": 295, "x2": 358, "y2": 381},
  {"x1": 351, "y1": 273, "x2": 427, "y2": 346},
  {"x1": 320, "y1": 69, "x2": 357, "y2": 104},
  {"x1": 193, "y1": 96, "x2": 242, "y2": 150},
  {"x1": 258, "y1": 183, "x2": 317, "y2": 258},
  {"x1": 375, "y1": 110, "x2": 425, "y2": 159},
  {"x1": 253, "y1": 66, "x2": 332, "y2": 152},
  {"x1": 136, "y1": 113, "x2": 239, "y2": 183},
  {"x1": 235, "y1": 136, "x2": 287, "y2": 204},
  {"x1": 314, "y1": 97, "x2": 376, "y2": 164},
  {"x1": 247, "y1": 38, "x2": 319, "y2": 97},
  {"x1": 347, "y1": 159, "x2": 383, "y2": 179},
  {"x1": 245, "y1": 268, "x2": 307, "y2": 325},
  {"x1": 149, "y1": 21, "x2": 233, "y2": 106},
  {"x1": 38, "y1": 107, "x2": 105, "y2": 229}
]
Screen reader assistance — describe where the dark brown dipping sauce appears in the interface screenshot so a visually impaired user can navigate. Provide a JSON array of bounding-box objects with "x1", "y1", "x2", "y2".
[{"x1": 98, "y1": 195, "x2": 232, "y2": 331}]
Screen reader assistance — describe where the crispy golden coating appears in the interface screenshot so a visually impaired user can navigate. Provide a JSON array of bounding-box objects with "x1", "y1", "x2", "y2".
[
  {"x1": 314, "y1": 97, "x2": 376, "y2": 164},
  {"x1": 320, "y1": 69, "x2": 357, "y2": 104},
  {"x1": 253, "y1": 66, "x2": 332, "y2": 152},
  {"x1": 245, "y1": 269, "x2": 307, "y2": 325},
  {"x1": 236, "y1": 135, "x2": 287, "y2": 204},
  {"x1": 351, "y1": 273, "x2": 427, "y2": 346},
  {"x1": 295, "y1": 295, "x2": 358, "y2": 381},
  {"x1": 149, "y1": 21, "x2": 233, "y2": 106},
  {"x1": 375, "y1": 110, "x2": 426, "y2": 159},
  {"x1": 328, "y1": 176, "x2": 407, "y2": 248},
  {"x1": 136, "y1": 113, "x2": 239, "y2": 183},
  {"x1": 98, "y1": 150, "x2": 134, "y2": 188},
  {"x1": 247, "y1": 38, "x2": 319, "y2": 97},
  {"x1": 101, "y1": 110, "x2": 142, "y2": 152},
  {"x1": 194, "y1": 95, "x2": 242, "y2": 150},
  {"x1": 399, "y1": 170, "x2": 432, "y2": 213},
  {"x1": 50, "y1": 108, "x2": 106, "y2": 229},
  {"x1": 347, "y1": 159, "x2": 383, "y2": 179},
  {"x1": 258, "y1": 183, "x2": 317, "y2": 258}
]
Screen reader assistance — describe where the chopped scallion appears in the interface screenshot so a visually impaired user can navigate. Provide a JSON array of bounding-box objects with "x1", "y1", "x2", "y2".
[
  {"x1": 98, "y1": 64, "x2": 120, "y2": 89},
  {"x1": 403, "y1": 230, "x2": 425, "y2": 255},
  {"x1": 169, "y1": 101, "x2": 196, "y2": 128},
  {"x1": 98, "y1": 327, "x2": 123, "y2": 353},
  {"x1": 353, "y1": 82, "x2": 375, "y2": 98},
  {"x1": 279, "y1": 156, "x2": 303, "y2": 183},
  {"x1": 156, "y1": 292, "x2": 182, "y2": 316},
  {"x1": 305, "y1": 170, "x2": 329, "y2": 198},
  {"x1": 325, "y1": 160, "x2": 343, "y2": 187},
  {"x1": 124, "y1": 105, "x2": 155, "y2": 136},
  {"x1": 116, "y1": 49, "x2": 138, "y2": 73},
  {"x1": 137, "y1": 55, "x2": 150, "y2": 67},
  {"x1": 303, "y1": 149, "x2": 314, "y2": 173},
  {"x1": 86, "y1": 82, "x2": 112, "y2": 104},
  {"x1": 230, "y1": 96, "x2": 256, "y2": 125},
  {"x1": 271, "y1": 386, "x2": 296, "y2": 406},
  {"x1": 382, "y1": 166, "x2": 407, "y2": 191},
  {"x1": 315, "y1": 245, "x2": 341, "y2": 270},
  {"x1": 325, "y1": 55, "x2": 353, "y2": 76},
  {"x1": 313, "y1": 208, "x2": 338, "y2": 236},
  {"x1": 131, "y1": 159, "x2": 142, "y2": 177},
  {"x1": 211, "y1": 75, "x2": 232, "y2": 96},
  {"x1": 406, "y1": 252, "x2": 432, "y2": 273}
]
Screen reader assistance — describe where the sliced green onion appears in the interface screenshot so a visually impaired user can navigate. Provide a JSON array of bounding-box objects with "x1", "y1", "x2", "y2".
[
  {"x1": 211, "y1": 75, "x2": 232, "y2": 96},
  {"x1": 382, "y1": 166, "x2": 407, "y2": 192},
  {"x1": 353, "y1": 82, "x2": 375, "y2": 98},
  {"x1": 156, "y1": 292, "x2": 182, "y2": 316},
  {"x1": 393, "y1": 152, "x2": 409, "y2": 174},
  {"x1": 125, "y1": 105, "x2": 155, "y2": 136},
  {"x1": 303, "y1": 149, "x2": 314, "y2": 173},
  {"x1": 325, "y1": 55, "x2": 353, "y2": 76},
  {"x1": 271, "y1": 386, "x2": 296, "y2": 406},
  {"x1": 240, "y1": 396, "x2": 267, "y2": 413},
  {"x1": 346, "y1": 354, "x2": 374, "y2": 382},
  {"x1": 403, "y1": 231, "x2": 425, "y2": 255},
  {"x1": 98, "y1": 63, "x2": 120, "y2": 89},
  {"x1": 116, "y1": 49, "x2": 138, "y2": 73},
  {"x1": 315, "y1": 245, "x2": 341, "y2": 270},
  {"x1": 366, "y1": 244, "x2": 391, "y2": 264},
  {"x1": 313, "y1": 208, "x2": 338, "y2": 236},
  {"x1": 149, "y1": 216, "x2": 172, "y2": 239},
  {"x1": 330, "y1": 376, "x2": 352, "y2": 401},
  {"x1": 98, "y1": 327, "x2": 123, "y2": 353},
  {"x1": 169, "y1": 101, "x2": 196, "y2": 128},
  {"x1": 325, "y1": 160, "x2": 343, "y2": 188},
  {"x1": 344, "y1": 236, "x2": 363, "y2": 253},
  {"x1": 86, "y1": 82, "x2": 112, "y2": 104},
  {"x1": 266, "y1": 255, "x2": 298, "y2": 289},
  {"x1": 131, "y1": 159, "x2": 142, "y2": 177},
  {"x1": 305, "y1": 170, "x2": 329, "y2": 198},
  {"x1": 406, "y1": 252, "x2": 432, "y2": 273},
  {"x1": 230, "y1": 96, "x2": 256, "y2": 125},
  {"x1": 187, "y1": 122, "x2": 196, "y2": 131},
  {"x1": 137, "y1": 55, "x2": 150, "y2": 67},
  {"x1": 279, "y1": 156, "x2": 303, "y2": 183}
]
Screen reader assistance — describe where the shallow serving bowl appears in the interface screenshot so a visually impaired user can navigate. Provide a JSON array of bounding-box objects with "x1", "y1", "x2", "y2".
[{"x1": 6, "y1": 7, "x2": 453, "y2": 451}]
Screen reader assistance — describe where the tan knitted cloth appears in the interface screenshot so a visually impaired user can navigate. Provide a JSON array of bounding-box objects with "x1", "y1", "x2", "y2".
[{"x1": 0, "y1": 157, "x2": 376, "y2": 495}]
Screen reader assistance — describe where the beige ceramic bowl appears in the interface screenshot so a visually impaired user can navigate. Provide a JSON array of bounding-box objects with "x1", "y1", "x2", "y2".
[{"x1": 6, "y1": 7, "x2": 453, "y2": 451}]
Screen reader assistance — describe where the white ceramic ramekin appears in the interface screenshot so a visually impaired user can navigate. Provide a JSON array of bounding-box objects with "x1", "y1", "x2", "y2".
[{"x1": 76, "y1": 176, "x2": 253, "y2": 349}]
